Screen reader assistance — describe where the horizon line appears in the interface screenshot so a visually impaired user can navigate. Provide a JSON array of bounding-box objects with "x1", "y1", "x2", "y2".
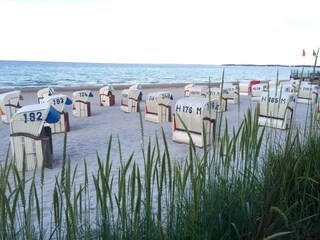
[{"x1": 0, "y1": 59, "x2": 317, "y2": 68}]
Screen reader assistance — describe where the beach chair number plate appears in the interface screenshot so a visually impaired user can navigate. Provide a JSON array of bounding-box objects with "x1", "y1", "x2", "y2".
[
  {"x1": 79, "y1": 92, "x2": 88, "y2": 97},
  {"x1": 53, "y1": 98, "x2": 64, "y2": 105},
  {"x1": 261, "y1": 96, "x2": 286, "y2": 104},
  {"x1": 176, "y1": 105, "x2": 195, "y2": 114},
  {"x1": 23, "y1": 112, "x2": 43, "y2": 123}
]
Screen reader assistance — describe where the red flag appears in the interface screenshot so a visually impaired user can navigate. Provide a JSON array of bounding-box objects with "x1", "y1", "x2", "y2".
[{"x1": 302, "y1": 49, "x2": 306, "y2": 57}]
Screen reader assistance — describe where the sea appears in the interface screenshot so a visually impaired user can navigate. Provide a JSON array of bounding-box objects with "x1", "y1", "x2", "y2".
[{"x1": 0, "y1": 60, "x2": 314, "y2": 89}]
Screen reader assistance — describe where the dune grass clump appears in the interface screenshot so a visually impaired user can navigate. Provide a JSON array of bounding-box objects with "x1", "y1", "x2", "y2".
[{"x1": 0, "y1": 106, "x2": 319, "y2": 239}]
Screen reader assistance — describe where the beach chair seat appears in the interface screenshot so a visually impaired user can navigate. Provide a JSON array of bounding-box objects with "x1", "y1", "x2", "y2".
[
  {"x1": 258, "y1": 91, "x2": 297, "y2": 130},
  {"x1": 42, "y1": 94, "x2": 72, "y2": 133},
  {"x1": 172, "y1": 97, "x2": 218, "y2": 147},
  {"x1": 206, "y1": 87, "x2": 227, "y2": 112},
  {"x1": 145, "y1": 92, "x2": 173, "y2": 123},
  {"x1": 220, "y1": 83, "x2": 239, "y2": 104},
  {"x1": 0, "y1": 90, "x2": 23, "y2": 124},
  {"x1": 296, "y1": 83, "x2": 319, "y2": 104},
  {"x1": 188, "y1": 85, "x2": 208, "y2": 98},
  {"x1": 37, "y1": 87, "x2": 55, "y2": 103},
  {"x1": 184, "y1": 83, "x2": 195, "y2": 97},
  {"x1": 251, "y1": 83, "x2": 268, "y2": 101},
  {"x1": 99, "y1": 85, "x2": 115, "y2": 106},
  {"x1": 72, "y1": 90, "x2": 94, "y2": 117},
  {"x1": 10, "y1": 103, "x2": 61, "y2": 171}
]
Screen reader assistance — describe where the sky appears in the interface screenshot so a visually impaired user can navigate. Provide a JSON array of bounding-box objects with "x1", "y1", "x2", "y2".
[{"x1": 0, "y1": 0, "x2": 319, "y2": 65}]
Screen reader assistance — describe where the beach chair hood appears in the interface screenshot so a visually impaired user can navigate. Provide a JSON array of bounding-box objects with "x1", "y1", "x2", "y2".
[
  {"x1": 43, "y1": 94, "x2": 72, "y2": 112},
  {"x1": 129, "y1": 83, "x2": 142, "y2": 90},
  {"x1": 0, "y1": 90, "x2": 23, "y2": 123},
  {"x1": 73, "y1": 90, "x2": 94, "y2": 102},
  {"x1": 10, "y1": 103, "x2": 60, "y2": 136}
]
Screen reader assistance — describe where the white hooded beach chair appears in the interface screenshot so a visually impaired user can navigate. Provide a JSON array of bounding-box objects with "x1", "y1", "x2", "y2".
[
  {"x1": 172, "y1": 97, "x2": 218, "y2": 147},
  {"x1": 120, "y1": 84, "x2": 143, "y2": 113},
  {"x1": 220, "y1": 83, "x2": 239, "y2": 104},
  {"x1": 268, "y1": 80, "x2": 279, "y2": 89},
  {"x1": 239, "y1": 80, "x2": 261, "y2": 95},
  {"x1": 206, "y1": 87, "x2": 227, "y2": 112},
  {"x1": 296, "y1": 83, "x2": 319, "y2": 104},
  {"x1": 269, "y1": 83, "x2": 296, "y2": 94},
  {"x1": 129, "y1": 84, "x2": 143, "y2": 100},
  {"x1": 42, "y1": 94, "x2": 72, "y2": 133},
  {"x1": 72, "y1": 90, "x2": 94, "y2": 117},
  {"x1": 290, "y1": 79, "x2": 300, "y2": 92},
  {"x1": 258, "y1": 91, "x2": 297, "y2": 130},
  {"x1": 0, "y1": 90, "x2": 23, "y2": 124},
  {"x1": 188, "y1": 85, "x2": 208, "y2": 98},
  {"x1": 251, "y1": 83, "x2": 268, "y2": 101},
  {"x1": 99, "y1": 85, "x2": 115, "y2": 106},
  {"x1": 239, "y1": 81, "x2": 250, "y2": 95},
  {"x1": 37, "y1": 87, "x2": 55, "y2": 103},
  {"x1": 184, "y1": 83, "x2": 195, "y2": 97},
  {"x1": 10, "y1": 103, "x2": 61, "y2": 171},
  {"x1": 145, "y1": 92, "x2": 173, "y2": 123}
]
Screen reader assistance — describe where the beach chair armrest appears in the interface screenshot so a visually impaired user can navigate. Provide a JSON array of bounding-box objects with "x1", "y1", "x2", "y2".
[
  {"x1": 10, "y1": 132, "x2": 48, "y2": 141},
  {"x1": 4, "y1": 103, "x2": 21, "y2": 109}
]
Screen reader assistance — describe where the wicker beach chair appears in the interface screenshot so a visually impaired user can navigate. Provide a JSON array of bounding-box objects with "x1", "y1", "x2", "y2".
[
  {"x1": 10, "y1": 103, "x2": 61, "y2": 171},
  {"x1": 99, "y1": 85, "x2": 115, "y2": 106},
  {"x1": 188, "y1": 85, "x2": 208, "y2": 98},
  {"x1": 120, "y1": 84, "x2": 142, "y2": 113},
  {"x1": 72, "y1": 90, "x2": 94, "y2": 117},
  {"x1": 0, "y1": 90, "x2": 23, "y2": 124},
  {"x1": 206, "y1": 87, "x2": 227, "y2": 112},
  {"x1": 220, "y1": 83, "x2": 239, "y2": 104},
  {"x1": 129, "y1": 84, "x2": 143, "y2": 101},
  {"x1": 258, "y1": 91, "x2": 296, "y2": 130},
  {"x1": 269, "y1": 83, "x2": 296, "y2": 93},
  {"x1": 296, "y1": 83, "x2": 319, "y2": 104},
  {"x1": 184, "y1": 83, "x2": 195, "y2": 97},
  {"x1": 172, "y1": 97, "x2": 218, "y2": 147},
  {"x1": 37, "y1": 87, "x2": 55, "y2": 103},
  {"x1": 251, "y1": 83, "x2": 268, "y2": 101},
  {"x1": 239, "y1": 80, "x2": 260, "y2": 95},
  {"x1": 42, "y1": 94, "x2": 72, "y2": 133},
  {"x1": 145, "y1": 92, "x2": 173, "y2": 123}
]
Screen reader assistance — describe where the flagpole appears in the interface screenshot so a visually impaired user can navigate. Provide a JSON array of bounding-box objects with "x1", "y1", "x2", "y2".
[{"x1": 312, "y1": 48, "x2": 319, "y2": 84}]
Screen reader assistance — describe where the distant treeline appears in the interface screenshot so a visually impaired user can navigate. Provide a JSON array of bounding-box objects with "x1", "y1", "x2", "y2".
[{"x1": 221, "y1": 64, "x2": 318, "y2": 67}]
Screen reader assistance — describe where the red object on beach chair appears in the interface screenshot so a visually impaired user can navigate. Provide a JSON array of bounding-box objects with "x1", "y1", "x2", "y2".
[{"x1": 249, "y1": 80, "x2": 261, "y2": 94}]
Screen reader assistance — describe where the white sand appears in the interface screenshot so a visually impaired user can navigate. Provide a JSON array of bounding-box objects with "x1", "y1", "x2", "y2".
[{"x1": 0, "y1": 83, "x2": 316, "y2": 229}]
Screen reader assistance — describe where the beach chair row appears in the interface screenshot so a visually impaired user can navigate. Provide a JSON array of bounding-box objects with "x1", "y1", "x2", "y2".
[
  {"x1": 239, "y1": 79, "x2": 319, "y2": 104},
  {"x1": 1, "y1": 82, "x2": 319, "y2": 173}
]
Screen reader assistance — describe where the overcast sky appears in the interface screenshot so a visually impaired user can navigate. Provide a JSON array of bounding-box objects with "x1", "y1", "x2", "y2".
[{"x1": 0, "y1": 0, "x2": 319, "y2": 65}]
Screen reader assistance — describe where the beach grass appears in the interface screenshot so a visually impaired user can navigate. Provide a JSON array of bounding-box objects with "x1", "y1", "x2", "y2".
[
  {"x1": 1, "y1": 107, "x2": 319, "y2": 239},
  {"x1": 1, "y1": 73, "x2": 320, "y2": 239}
]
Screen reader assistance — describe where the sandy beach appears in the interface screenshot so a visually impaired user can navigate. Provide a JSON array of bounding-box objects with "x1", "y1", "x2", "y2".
[
  {"x1": 0, "y1": 83, "x2": 258, "y2": 167},
  {"x1": 0, "y1": 83, "x2": 316, "y2": 228}
]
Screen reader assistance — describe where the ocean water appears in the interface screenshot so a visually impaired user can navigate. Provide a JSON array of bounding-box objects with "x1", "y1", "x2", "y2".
[{"x1": 0, "y1": 60, "x2": 312, "y2": 89}]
